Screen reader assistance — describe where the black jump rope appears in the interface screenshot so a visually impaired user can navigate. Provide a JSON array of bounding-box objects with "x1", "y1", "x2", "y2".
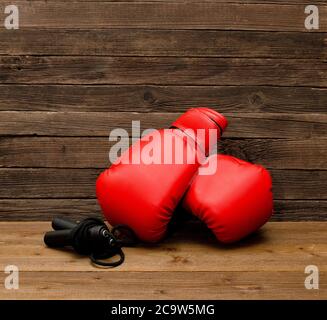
[{"x1": 44, "y1": 217, "x2": 137, "y2": 267}]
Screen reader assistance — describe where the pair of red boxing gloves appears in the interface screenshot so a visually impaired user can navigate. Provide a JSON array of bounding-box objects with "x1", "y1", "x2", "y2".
[{"x1": 96, "y1": 108, "x2": 273, "y2": 244}]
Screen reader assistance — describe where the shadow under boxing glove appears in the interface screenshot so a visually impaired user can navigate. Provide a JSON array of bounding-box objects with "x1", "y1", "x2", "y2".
[
  {"x1": 96, "y1": 108, "x2": 228, "y2": 243},
  {"x1": 182, "y1": 154, "x2": 273, "y2": 243}
]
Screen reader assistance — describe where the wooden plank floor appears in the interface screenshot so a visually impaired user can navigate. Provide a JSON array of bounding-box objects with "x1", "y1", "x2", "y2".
[{"x1": 0, "y1": 221, "x2": 325, "y2": 299}]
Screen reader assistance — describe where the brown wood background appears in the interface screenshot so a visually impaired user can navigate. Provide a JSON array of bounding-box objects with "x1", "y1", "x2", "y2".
[{"x1": 0, "y1": 0, "x2": 326, "y2": 222}]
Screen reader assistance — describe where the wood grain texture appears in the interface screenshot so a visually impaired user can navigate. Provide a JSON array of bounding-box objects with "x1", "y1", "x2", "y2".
[
  {"x1": 1, "y1": 57, "x2": 326, "y2": 86},
  {"x1": 273, "y1": 200, "x2": 327, "y2": 221},
  {"x1": 1, "y1": 270, "x2": 325, "y2": 300},
  {"x1": 0, "y1": 199, "x2": 101, "y2": 221},
  {"x1": 1, "y1": 136, "x2": 326, "y2": 169},
  {"x1": 1, "y1": 112, "x2": 326, "y2": 139},
  {"x1": 219, "y1": 138, "x2": 327, "y2": 169},
  {"x1": 0, "y1": 222, "x2": 325, "y2": 299},
  {"x1": 0, "y1": 2, "x2": 326, "y2": 31},
  {"x1": 0, "y1": 168, "x2": 101, "y2": 199},
  {"x1": 0, "y1": 199, "x2": 326, "y2": 221},
  {"x1": 0, "y1": 0, "x2": 325, "y2": 225},
  {"x1": 0, "y1": 168, "x2": 325, "y2": 200},
  {"x1": 1, "y1": 85, "x2": 326, "y2": 113},
  {"x1": 0, "y1": 222, "x2": 324, "y2": 272},
  {"x1": 0, "y1": 29, "x2": 325, "y2": 58}
]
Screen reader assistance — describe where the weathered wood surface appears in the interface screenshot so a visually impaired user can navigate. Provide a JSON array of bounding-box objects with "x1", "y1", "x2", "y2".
[
  {"x1": 0, "y1": 29, "x2": 325, "y2": 59},
  {"x1": 0, "y1": 57, "x2": 326, "y2": 86},
  {"x1": 0, "y1": 136, "x2": 326, "y2": 170},
  {"x1": 0, "y1": 222, "x2": 325, "y2": 299},
  {"x1": 0, "y1": 199, "x2": 326, "y2": 221},
  {"x1": 1, "y1": 270, "x2": 325, "y2": 300},
  {"x1": 0, "y1": 168, "x2": 326, "y2": 200},
  {"x1": 0, "y1": 0, "x2": 325, "y2": 224},
  {"x1": 1, "y1": 86, "x2": 326, "y2": 113},
  {"x1": 0, "y1": 2, "x2": 326, "y2": 31},
  {"x1": 1, "y1": 112, "x2": 327, "y2": 138},
  {"x1": 273, "y1": 200, "x2": 327, "y2": 221},
  {"x1": 0, "y1": 221, "x2": 324, "y2": 272}
]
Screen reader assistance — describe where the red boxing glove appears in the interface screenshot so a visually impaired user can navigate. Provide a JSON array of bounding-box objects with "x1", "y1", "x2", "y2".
[
  {"x1": 96, "y1": 108, "x2": 228, "y2": 242},
  {"x1": 182, "y1": 154, "x2": 273, "y2": 243}
]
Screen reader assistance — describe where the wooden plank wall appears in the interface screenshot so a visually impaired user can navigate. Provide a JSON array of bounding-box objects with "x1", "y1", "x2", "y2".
[{"x1": 0, "y1": 1, "x2": 326, "y2": 221}]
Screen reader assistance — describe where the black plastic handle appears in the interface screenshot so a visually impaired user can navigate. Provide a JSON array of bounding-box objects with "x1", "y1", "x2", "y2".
[
  {"x1": 44, "y1": 229, "x2": 73, "y2": 248},
  {"x1": 52, "y1": 218, "x2": 77, "y2": 231}
]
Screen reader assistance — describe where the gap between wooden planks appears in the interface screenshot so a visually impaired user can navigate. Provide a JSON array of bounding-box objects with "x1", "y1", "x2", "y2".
[{"x1": 0, "y1": 221, "x2": 325, "y2": 299}]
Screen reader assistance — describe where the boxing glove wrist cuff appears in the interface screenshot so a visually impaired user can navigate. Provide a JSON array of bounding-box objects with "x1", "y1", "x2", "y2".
[{"x1": 171, "y1": 108, "x2": 228, "y2": 155}]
